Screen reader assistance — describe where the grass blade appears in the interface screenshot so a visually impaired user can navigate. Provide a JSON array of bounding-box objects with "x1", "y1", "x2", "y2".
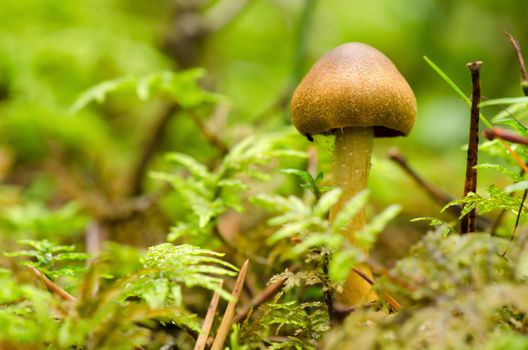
[{"x1": 423, "y1": 56, "x2": 492, "y2": 128}]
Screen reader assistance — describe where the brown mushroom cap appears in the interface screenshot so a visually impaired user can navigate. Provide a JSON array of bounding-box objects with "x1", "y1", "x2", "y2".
[{"x1": 290, "y1": 42, "x2": 417, "y2": 137}]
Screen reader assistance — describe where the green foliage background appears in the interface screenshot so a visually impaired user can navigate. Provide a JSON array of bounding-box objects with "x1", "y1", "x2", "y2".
[{"x1": 3, "y1": 0, "x2": 528, "y2": 349}]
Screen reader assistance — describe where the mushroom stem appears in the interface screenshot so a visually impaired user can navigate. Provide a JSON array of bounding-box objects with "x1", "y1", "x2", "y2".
[{"x1": 330, "y1": 126, "x2": 377, "y2": 305}]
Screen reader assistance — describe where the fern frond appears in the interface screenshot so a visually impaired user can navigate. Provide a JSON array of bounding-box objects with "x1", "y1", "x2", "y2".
[
  {"x1": 143, "y1": 243, "x2": 238, "y2": 301},
  {"x1": 71, "y1": 70, "x2": 220, "y2": 113}
]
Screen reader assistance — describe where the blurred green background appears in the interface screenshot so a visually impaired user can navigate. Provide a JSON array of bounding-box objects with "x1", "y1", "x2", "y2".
[{"x1": 1, "y1": 0, "x2": 528, "y2": 255}]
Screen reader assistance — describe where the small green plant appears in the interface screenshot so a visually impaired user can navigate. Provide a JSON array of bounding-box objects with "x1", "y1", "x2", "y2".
[
  {"x1": 241, "y1": 296, "x2": 329, "y2": 349},
  {"x1": 152, "y1": 131, "x2": 306, "y2": 246},
  {"x1": 71, "y1": 70, "x2": 220, "y2": 113},
  {"x1": 281, "y1": 169, "x2": 330, "y2": 200},
  {"x1": 256, "y1": 188, "x2": 400, "y2": 285},
  {"x1": 3, "y1": 2, "x2": 528, "y2": 348},
  {"x1": 5, "y1": 239, "x2": 88, "y2": 288},
  {"x1": 0, "y1": 202, "x2": 88, "y2": 241},
  {"x1": 0, "y1": 241, "x2": 238, "y2": 349}
]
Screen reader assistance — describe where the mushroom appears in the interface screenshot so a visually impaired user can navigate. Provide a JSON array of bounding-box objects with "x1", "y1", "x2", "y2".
[{"x1": 290, "y1": 42, "x2": 416, "y2": 306}]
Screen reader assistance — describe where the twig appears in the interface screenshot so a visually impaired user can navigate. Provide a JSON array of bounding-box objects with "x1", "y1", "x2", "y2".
[
  {"x1": 387, "y1": 148, "x2": 456, "y2": 206},
  {"x1": 194, "y1": 282, "x2": 223, "y2": 350},
  {"x1": 352, "y1": 267, "x2": 400, "y2": 312},
  {"x1": 352, "y1": 266, "x2": 374, "y2": 285},
  {"x1": 130, "y1": 104, "x2": 180, "y2": 195},
  {"x1": 500, "y1": 32, "x2": 528, "y2": 244},
  {"x1": 461, "y1": 61, "x2": 482, "y2": 234},
  {"x1": 235, "y1": 275, "x2": 287, "y2": 323},
  {"x1": 165, "y1": 0, "x2": 251, "y2": 68},
  {"x1": 499, "y1": 138, "x2": 528, "y2": 174},
  {"x1": 366, "y1": 259, "x2": 417, "y2": 293},
  {"x1": 505, "y1": 32, "x2": 528, "y2": 95},
  {"x1": 132, "y1": 0, "x2": 250, "y2": 194},
  {"x1": 321, "y1": 251, "x2": 335, "y2": 320},
  {"x1": 331, "y1": 303, "x2": 357, "y2": 320},
  {"x1": 131, "y1": 104, "x2": 229, "y2": 196},
  {"x1": 332, "y1": 297, "x2": 397, "y2": 320},
  {"x1": 253, "y1": 89, "x2": 290, "y2": 125},
  {"x1": 387, "y1": 148, "x2": 491, "y2": 230},
  {"x1": 265, "y1": 336, "x2": 296, "y2": 344},
  {"x1": 483, "y1": 127, "x2": 528, "y2": 172},
  {"x1": 210, "y1": 259, "x2": 249, "y2": 350},
  {"x1": 29, "y1": 266, "x2": 76, "y2": 302},
  {"x1": 483, "y1": 129, "x2": 528, "y2": 237},
  {"x1": 483, "y1": 127, "x2": 528, "y2": 147},
  {"x1": 212, "y1": 225, "x2": 241, "y2": 256},
  {"x1": 291, "y1": 0, "x2": 319, "y2": 86},
  {"x1": 491, "y1": 209, "x2": 507, "y2": 236},
  {"x1": 513, "y1": 191, "x2": 527, "y2": 241},
  {"x1": 383, "y1": 293, "x2": 401, "y2": 312},
  {"x1": 500, "y1": 190, "x2": 528, "y2": 257},
  {"x1": 205, "y1": 0, "x2": 251, "y2": 32},
  {"x1": 188, "y1": 111, "x2": 230, "y2": 157}
]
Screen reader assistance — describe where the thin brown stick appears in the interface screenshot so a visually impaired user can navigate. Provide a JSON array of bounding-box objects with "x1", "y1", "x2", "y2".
[
  {"x1": 194, "y1": 281, "x2": 223, "y2": 350},
  {"x1": 330, "y1": 303, "x2": 361, "y2": 322},
  {"x1": 29, "y1": 266, "x2": 76, "y2": 302},
  {"x1": 491, "y1": 209, "x2": 507, "y2": 236},
  {"x1": 322, "y1": 252, "x2": 335, "y2": 320},
  {"x1": 460, "y1": 61, "x2": 482, "y2": 234},
  {"x1": 387, "y1": 148, "x2": 491, "y2": 230},
  {"x1": 500, "y1": 32, "x2": 528, "y2": 241},
  {"x1": 505, "y1": 32, "x2": 528, "y2": 95},
  {"x1": 483, "y1": 127, "x2": 528, "y2": 147},
  {"x1": 130, "y1": 104, "x2": 180, "y2": 195},
  {"x1": 482, "y1": 129, "x2": 528, "y2": 233},
  {"x1": 131, "y1": 0, "x2": 249, "y2": 195},
  {"x1": 130, "y1": 104, "x2": 229, "y2": 196},
  {"x1": 484, "y1": 144, "x2": 528, "y2": 236},
  {"x1": 210, "y1": 259, "x2": 249, "y2": 350},
  {"x1": 352, "y1": 266, "x2": 374, "y2": 285},
  {"x1": 188, "y1": 111, "x2": 230, "y2": 157},
  {"x1": 235, "y1": 275, "x2": 286, "y2": 323},
  {"x1": 383, "y1": 292, "x2": 401, "y2": 312},
  {"x1": 205, "y1": 0, "x2": 251, "y2": 32},
  {"x1": 366, "y1": 259, "x2": 416, "y2": 293},
  {"x1": 334, "y1": 262, "x2": 407, "y2": 318},
  {"x1": 387, "y1": 148, "x2": 456, "y2": 206},
  {"x1": 499, "y1": 138, "x2": 528, "y2": 174},
  {"x1": 352, "y1": 267, "x2": 400, "y2": 312},
  {"x1": 253, "y1": 89, "x2": 290, "y2": 126},
  {"x1": 513, "y1": 190, "x2": 527, "y2": 241},
  {"x1": 500, "y1": 190, "x2": 528, "y2": 258}
]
